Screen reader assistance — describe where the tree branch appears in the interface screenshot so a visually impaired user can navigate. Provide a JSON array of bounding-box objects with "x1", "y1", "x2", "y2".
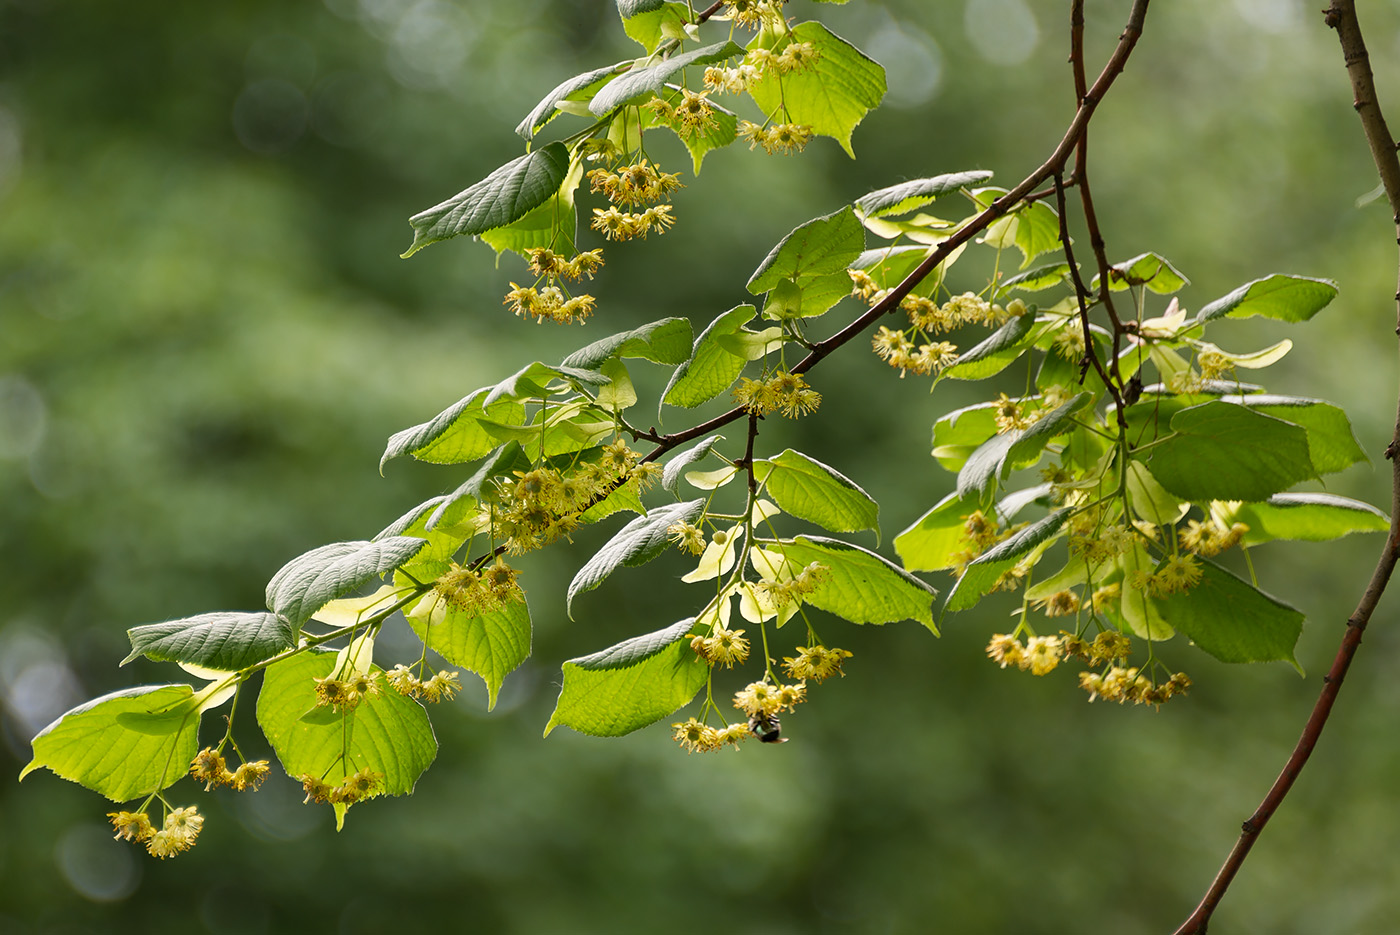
[{"x1": 1172, "y1": 3, "x2": 1400, "y2": 931}]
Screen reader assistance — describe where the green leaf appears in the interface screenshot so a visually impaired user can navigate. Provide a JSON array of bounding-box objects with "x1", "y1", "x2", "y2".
[
  {"x1": 562, "y1": 317, "x2": 694, "y2": 369},
  {"x1": 1124, "y1": 460, "x2": 1186, "y2": 527},
  {"x1": 589, "y1": 41, "x2": 745, "y2": 117},
  {"x1": 662, "y1": 435, "x2": 724, "y2": 496},
  {"x1": 594, "y1": 358, "x2": 637, "y2": 410},
  {"x1": 1091, "y1": 252, "x2": 1188, "y2": 294},
  {"x1": 407, "y1": 598, "x2": 531, "y2": 711},
  {"x1": 620, "y1": 1, "x2": 691, "y2": 52},
  {"x1": 854, "y1": 170, "x2": 994, "y2": 218},
  {"x1": 945, "y1": 511, "x2": 1068, "y2": 612},
  {"x1": 894, "y1": 491, "x2": 981, "y2": 572},
  {"x1": 1225, "y1": 394, "x2": 1366, "y2": 475},
  {"x1": 381, "y1": 388, "x2": 528, "y2": 470},
  {"x1": 1152, "y1": 559, "x2": 1303, "y2": 667},
  {"x1": 765, "y1": 536, "x2": 938, "y2": 632},
  {"x1": 21, "y1": 685, "x2": 203, "y2": 801},
  {"x1": 1196, "y1": 274, "x2": 1338, "y2": 324},
  {"x1": 979, "y1": 198, "x2": 1063, "y2": 269},
  {"x1": 544, "y1": 618, "x2": 709, "y2": 738},
  {"x1": 516, "y1": 64, "x2": 622, "y2": 140},
  {"x1": 1230, "y1": 493, "x2": 1389, "y2": 545},
  {"x1": 939, "y1": 311, "x2": 1037, "y2": 381},
  {"x1": 567, "y1": 500, "x2": 706, "y2": 615},
  {"x1": 616, "y1": 0, "x2": 669, "y2": 15},
  {"x1": 755, "y1": 449, "x2": 879, "y2": 537},
  {"x1": 266, "y1": 538, "x2": 427, "y2": 632},
  {"x1": 484, "y1": 361, "x2": 609, "y2": 407},
  {"x1": 256, "y1": 652, "x2": 437, "y2": 823},
  {"x1": 1117, "y1": 543, "x2": 1175, "y2": 641},
  {"x1": 746, "y1": 206, "x2": 865, "y2": 295},
  {"x1": 713, "y1": 325, "x2": 784, "y2": 359},
  {"x1": 1146, "y1": 401, "x2": 1314, "y2": 502},
  {"x1": 479, "y1": 157, "x2": 584, "y2": 259},
  {"x1": 402, "y1": 142, "x2": 571, "y2": 258},
  {"x1": 956, "y1": 394, "x2": 1091, "y2": 502},
  {"x1": 931, "y1": 403, "x2": 998, "y2": 472},
  {"x1": 662, "y1": 305, "x2": 755, "y2": 408},
  {"x1": 747, "y1": 22, "x2": 886, "y2": 157},
  {"x1": 123, "y1": 611, "x2": 294, "y2": 671},
  {"x1": 999, "y1": 262, "x2": 1072, "y2": 294},
  {"x1": 578, "y1": 479, "x2": 648, "y2": 524},
  {"x1": 761, "y1": 269, "x2": 853, "y2": 319}
]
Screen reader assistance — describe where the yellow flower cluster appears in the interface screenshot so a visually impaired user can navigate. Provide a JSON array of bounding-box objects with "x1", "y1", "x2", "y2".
[
  {"x1": 733, "y1": 679, "x2": 806, "y2": 717},
  {"x1": 300, "y1": 768, "x2": 384, "y2": 805},
  {"x1": 986, "y1": 633, "x2": 1065, "y2": 675},
  {"x1": 951, "y1": 510, "x2": 1025, "y2": 575},
  {"x1": 1128, "y1": 553, "x2": 1205, "y2": 598},
  {"x1": 503, "y1": 282, "x2": 597, "y2": 325},
  {"x1": 782, "y1": 644, "x2": 853, "y2": 682},
  {"x1": 527, "y1": 247, "x2": 603, "y2": 281},
  {"x1": 432, "y1": 558, "x2": 525, "y2": 614},
  {"x1": 188, "y1": 746, "x2": 272, "y2": 792},
  {"x1": 716, "y1": 1, "x2": 788, "y2": 32},
  {"x1": 671, "y1": 717, "x2": 752, "y2": 753},
  {"x1": 384, "y1": 664, "x2": 462, "y2": 702},
  {"x1": 738, "y1": 120, "x2": 814, "y2": 155},
  {"x1": 590, "y1": 204, "x2": 676, "y2": 241},
  {"x1": 690, "y1": 626, "x2": 750, "y2": 668},
  {"x1": 109, "y1": 805, "x2": 204, "y2": 858},
  {"x1": 732, "y1": 370, "x2": 821, "y2": 418},
  {"x1": 871, "y1": 326, "x2": 960, "y2": 377},
  {"x1": 755, "y1": 560, "x2": 830, "y2": 606},
  {"x1": 312, "y1": 669, "x2": 381, "y2": 713},
  {"x1": 645, "y1": 90, "x2": 717, "y2": 139},
  {"x1": 587, "y1": 160, "x2": 683, "y2": 208},
  {"x1": 1179, "y1": 517, "x2": 1249, "y2": 557},
  {"x1": 1080, "y1": 668, "x2": 1191, "y2": 707}
]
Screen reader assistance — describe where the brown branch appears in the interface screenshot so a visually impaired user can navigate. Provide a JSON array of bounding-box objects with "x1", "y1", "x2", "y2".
[
  {"x1": 642, "y1": 0, "x2": 1152, "y2": 464},
  {"x1": 1172, "y1": 3, "x2": 1400, "y2": 931}
]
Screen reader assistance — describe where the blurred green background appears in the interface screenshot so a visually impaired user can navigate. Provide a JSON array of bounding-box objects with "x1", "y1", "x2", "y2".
[{"x1": 4, "y1": 1, "x2": 1400, "y2": 932}]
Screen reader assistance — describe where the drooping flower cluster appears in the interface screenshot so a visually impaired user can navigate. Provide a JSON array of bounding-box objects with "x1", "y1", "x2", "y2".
[
  {"x1": 299, "y1": 768, "x2": 384, "y2": 806},
  {"x1": 1178, "y1": 517, "x2": 1249, "y2": 556},
  {"x1": 738, "y1": 120, "x2": 814, "y2": 155},
  {"x1": 384, "y1": 664, "x2": 463, "y2": 702},
  {"x1": 645, "y1": 89, "x2": 718, "y2": 140},
  {"x1": 432, "y1": 558, "x2": 525, "y2": 614},
  {"x1": 1079, "y1": 668, "x2": 1192, "y2": 706},
  {"x1": 312, "y1": 669, "x2": 382, "y2": 713},
  {"x1": 109, "y1": 805, "x2": 205, "y2": 858},
  {"x1": 188, "y1": 746, "x2": 272, "y2": 792},
  {"x1": 732, "y1": 369, "x2": 821, "y2": 418},
  {"x1": 782, "y1": 644, "x2": 853, "y2": 682},
  {"x1": 671, "y1": 717, "x2": 752, "y2": 753},
  {"x1": 690, "y1": 626, "x2": 750, "y2": 668},
  {"x1": 587, "y1": 159, "x2": 683, "y2": 242},
  {"x1": 861, "y1": 285, "x2": 1025, "y2": 377}
]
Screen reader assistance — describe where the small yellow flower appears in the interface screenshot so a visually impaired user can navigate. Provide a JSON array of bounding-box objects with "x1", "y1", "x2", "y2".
[
  {"x1": 1031, "y1": 589, "x2": 1081, "y2": 618},
  {"x1": 763, "y1": 123, "x2": 813, "y2": 155},
  {"x1": 672, "y1": 717, "x2": 723, "y2": 753},
  {"x1": 704, "y1": 627, "x2": 750, "y2": 668},
  {"x1": 384, "y1": 663, "x2": 421, "y2": 697},
  {"x1": 673, "y1": 88, "x2": 716, "y2": 138},
  {"x1": 993, "y1": 393, "x2": 1030, "y2": 434},
  {"x1": 986, "y1": 633, "x2": 1023, "y2": 669},
  {"x1": 189, "y1": 747, "x2": 231, "y2": 791},
  {"x1": 733, "y1": 680, "x2": 781, "y2": 717},
  {"x1": 421, "y1": 670, "x2": 463, "y2": 703},
  {"x1": 313, "y1": 675, "x2": 358, "y2": 712},
  {"x1": 772, "y1": 681, "x2": 807, "y2": 712},
  {"x1": 783, "y1": 645, "x2": 853, "y2": 682},
  {"x1": 230, "y1": 760, "x2": 272, "y2": 792},
  {"x1": 1152, "y1": 554, "x2": 1203, "y2": 596},
  {"x1": 1022, "y1": 635, "x2": 1063, "y2": 675},
  {"x1": 300, "y1": 774, "x2": 333, "y2": 804},
  {"x1": 147, "y1": 806, "x2": 203, "y2": 858},
  {"x1": 108, "y1": 810, "x2": 155, "y2": 842},
  {"x1": 668, "y1": 521, "x2": 707, "y2": 555}
]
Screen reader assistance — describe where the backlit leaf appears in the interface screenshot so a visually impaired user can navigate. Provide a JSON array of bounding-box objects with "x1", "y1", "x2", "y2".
[
  {"x1": 406, "y1": 597, "x2": 531, "y2": 710},
  {"x1": 765, "y1": 536, "x2": 938, "y2": 632},
  {"x1": 1196, "y1": 274, "x2": 1338, "y2": 324},
  {"x1": 755, "y1": 449, "x2": 879, "y2": 537},
  {"x1": 266, "y1": 538, "x2": 428, "y2": 632},
  {"x1": 1146, "y1": 401, "x2": 1314, "y2": 502},
  {"x1": 123, "y1": 611, "x2": 294, "y2": 671}
]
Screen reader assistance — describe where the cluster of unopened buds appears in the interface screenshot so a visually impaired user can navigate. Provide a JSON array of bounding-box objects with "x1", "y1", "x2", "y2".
[
  {"x1": 733, "y1": 369, "x2": 821, "y2": 418},
  {"x1": 299, "y1": 768, "x2": 384, "y2": 806},
  {"x1": 109, "y1": 805, "x2": 205, "y2": 858}
]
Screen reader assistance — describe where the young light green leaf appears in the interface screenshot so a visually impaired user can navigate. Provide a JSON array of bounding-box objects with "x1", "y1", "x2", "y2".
[
  {"x1": 931, "y1": 403, "x2": 998, "y2": 472},
  {"x1": 945, "y1": 511, "x2": 1068, "y2": 612},
  {"x1": 516, "y1": 64, "x2": 622, "y2": 140},
  {"x1": 589, "y1": 41, "x2": 744, "y2": 116},
  {"x1": 544, "y1": 618, "x2": 709, "y2": 737},
  {"x1": 1229, "y1": 493, "x2": 1389, "y2": 545},
  {"x1": 894, "y1": 492, "x2": 981, "y2": 572},
  {"x1": 854, "y1": 170, "x2": 994, "y2": 219},
  {"x1": 1195, "y1": 274, "x2": 1338, "y2": 324},
  {"x1": 123, "y1": 611, "x2": 294, "y2": 671},
  {"x1": 746, "y1": 22, "x2": 886, "y2": 157},
  {"x1": 1152, "y1": 559, "x2": 1303, "y2": 668},
  {"x1": 1125, "y1": 461, "x2": 1186, "y2": 526},
  {"x1": 755, "y1": 449, "x2": 879, "y2": 537},
  {"x1": 956, "y1": 394, "x2": 1091, "y2": 502},
  {"x1": 1224, "y1": 394, "x2": 1366, "y2": 475},
  {"x1": 257, "y1": 652, "x2": 437, "y2": 823},
  {"x1": 266, "y1": 538, "x2": 428, "y2": 631},
  {"x1": 714, "y1": 325, "x2": 784, "y2": 360},
  {"x1": 1145, "y1": 401, "x2": 1314, "y2": 502},
  {"x1": 761, "y1": 270, "x2": 853, "y2": 319},
  {"x1": 567, "y1": 500, "x2": 706, "y2": 615},
  {"x1": 939, "y1": 311, "x2": 1037, "y2": 381},
  {"x1": 561, "y1": 317, "x2": 694, "y2": 369},
  {"x1": 662, "y1": 435, "x2": 724, "y2": 495},
  {"x1": 406, "y1": 597, "x2": 531, "y2": 711},
  {"x1": 381, "y1": 388, "x2": 528, "y2": 470},
  {"x1": 480, "y1": 157, "x2": 584, "y2": 259},
  {"x1": 1091, "y1": 252, "x2": 1189, "y2": 294},
  {"x1": 747, "y1": 206, "x2": 865, "y2": 295},
  {"x1": 765, "y1": 536, "x2": 938, "y2": 632},
  {"x1": 403, "y1": 142, "x2": 571, "y2": 257},
  {"x1": 979, "y1": 198, "x2": 1062, "y2": 269},
  {"x1": 662, "y1": 305, "x2": 755, "y2": 408},
  {"x1": 594, "y1": 358, "x2": 637, "y2": 410},
  {"x1": 620, "y1": 1, "x2": 691, "y2": 52},
  {"x1": 21, "y1": 685, "x2": 204, "y2": 802}
]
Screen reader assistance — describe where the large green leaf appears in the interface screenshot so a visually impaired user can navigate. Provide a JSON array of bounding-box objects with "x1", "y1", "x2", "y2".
[
  {"x1": 755, "y1": 449, "x2": 879, "y2": 537},
  {"x1": 544, "y1": 619, "x2": 708, "y2": 737},
  {"x1": 1231, "y1": 493, "x2": 1389, "y2": 545},
  {"x1": 123, "y1": 611, "x2": 294, "y2": 671},
  {"x1": 402, "y1": 142, "x2": 571, "y2": 257},
  {"x1": 764, "y1": 536, "x2": 938, "y2": 632},
  {"x1": 939, "y1": 311, "x2": 1037, "y2": 381},
  {"x1": 854, "y1": 171, "x2": 993, "y2": 219},
  {"x1": 479, "y1": 157, "x2": 584, "y2": 259},
  {"x1": 662, "y1": 305, "x2": 756, "y2": 408},
  {"x1": 893, "y1": 492, "x2": 984, "y2": 573},
  {"x1": 21, "y1": 685, "x2": 204, "y2": 802},
  {"x1": 1196, "y1": 274, "x2": 1338, "y2": 324},
  {"x1": 1146, "y1": 401, "x2": 1314, "y2": 502},
  {"x1": 407, "y1": 598, "x2": 531, "y2": 711},
  {"x1": 1152, "y1": 560, "x2": 1303, "y2": 667},
  {"x1": 747, "y1": 206, "x2": 866, "y2": 295},
  {"x1": 257, "y1": 652, "x2": 437, "y2": 825},
  {"x1": 589, "y1": 41, "x2": 744, "y2": 116},
  {"x1": 381, "y1": 388, "x2": 528, "y2": 470},
  {"x1": 1225, "y1": 394, "x2": 1367, "y2": 475},
  {"x1": 956, "y1": 394, "x2": 1091, "y2": 502},
  {"x1": 266, "y1": 538, "x2": 428, "y2": 632},
  {"x1": 516, "y1": 64, "x2": 621, "y2": 140},
  {"x1": 945, "y1": 511, "x2": 1068, "y2": 611},
  {"x1": 1091, "y1": 252, "x2": 1188, "y2": 294},
  {"x1": 747, "y1": 22, "x2": 886, "y2": 157},
  {"x1": 561, "y1": 317, "x2": 694, "y2": 370},
  {"x1": 567, "y1": 500, "x2": 706, "y2": 615}
]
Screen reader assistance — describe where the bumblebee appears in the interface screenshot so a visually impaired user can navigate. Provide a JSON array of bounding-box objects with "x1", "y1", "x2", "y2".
[{"x1": 748, "y1": 711, "x2": 788, "y2": 744}]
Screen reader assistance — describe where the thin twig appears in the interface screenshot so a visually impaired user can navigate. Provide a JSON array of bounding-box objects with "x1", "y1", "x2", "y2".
[{"x1": 1172, "y1": 3, "x2": 1400, "y2": 931}]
